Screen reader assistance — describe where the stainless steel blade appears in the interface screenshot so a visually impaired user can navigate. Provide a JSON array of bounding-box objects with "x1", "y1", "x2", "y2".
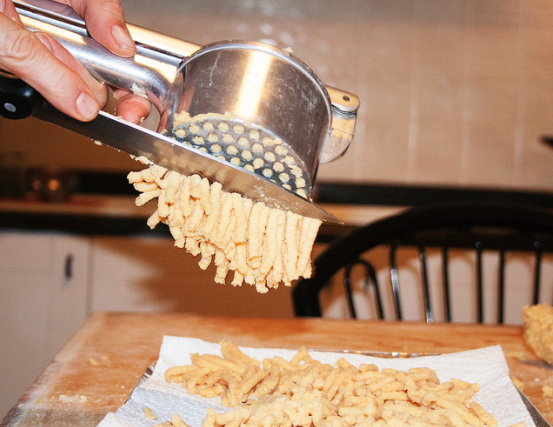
[
  {"x1": 307, "y1": 348, "x2": 440, "y2": 358},
  {"x1": 518, "y1": 389, "x2": 551, "y2": 427},
  {"x1": 35, "y1": 104, "x2": 341, "y2": 223}
]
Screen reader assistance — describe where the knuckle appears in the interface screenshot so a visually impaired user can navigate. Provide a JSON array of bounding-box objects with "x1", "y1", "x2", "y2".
[
  {"x1": 2, "y1": 28, "x2": 38, "y2": 65},
  {"x1": 103, "y1": 0, "x2": 124, "y2": 10},
  {"x1": 89, "y1": 0, "x2": 124, "y2": 17}
]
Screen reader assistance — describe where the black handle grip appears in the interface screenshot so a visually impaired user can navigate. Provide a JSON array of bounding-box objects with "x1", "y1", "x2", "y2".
[{"x1": 0, "y1": 73, "x2": 44, "y2": 119}]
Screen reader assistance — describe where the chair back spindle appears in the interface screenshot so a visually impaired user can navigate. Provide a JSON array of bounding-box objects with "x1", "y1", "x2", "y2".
[
  {"x1": 343, "y1": 259, "x2": 383, "y2": 319},
  {"x1": 441, "y1": 245, "x2": 452, "y2": 322},
  {"x1": 293, "y1": 202, "x2": 553, "y2": 323}
]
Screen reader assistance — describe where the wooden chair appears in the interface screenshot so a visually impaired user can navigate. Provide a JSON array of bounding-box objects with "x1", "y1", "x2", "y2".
[{"x1": 293, "y1": 202, "x2": 553, "y2": 323}]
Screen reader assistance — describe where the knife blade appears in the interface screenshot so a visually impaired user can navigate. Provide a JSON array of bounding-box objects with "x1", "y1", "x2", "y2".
[
  {"x1": 0, "y1": 74, "x2": 340, "y2": 223},
  {"x1": 518, "y1": 389, "x2": 551, "y2": 427},
  {"x1": 36, "y1": 105, "x2": 340, "y2": 223}
]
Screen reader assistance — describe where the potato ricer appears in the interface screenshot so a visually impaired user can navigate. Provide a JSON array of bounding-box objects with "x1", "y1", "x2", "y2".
[{"x1": 0, "y1": 0, "x2": 359, "y2": 223}]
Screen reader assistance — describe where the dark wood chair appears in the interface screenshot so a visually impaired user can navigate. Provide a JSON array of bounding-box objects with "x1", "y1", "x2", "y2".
[{"x1": 293, "y1": 202, "x2": 553, "y2": 323}]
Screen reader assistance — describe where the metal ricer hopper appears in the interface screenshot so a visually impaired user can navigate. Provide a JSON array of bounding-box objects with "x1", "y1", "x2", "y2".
[{"x1": 2, "y1": 0, "x2": 360, "y2": 223}]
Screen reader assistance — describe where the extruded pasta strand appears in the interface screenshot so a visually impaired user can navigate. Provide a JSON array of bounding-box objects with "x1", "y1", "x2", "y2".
[{"x1": 129, "y1": 161, "x2": 321, "y2": 291}]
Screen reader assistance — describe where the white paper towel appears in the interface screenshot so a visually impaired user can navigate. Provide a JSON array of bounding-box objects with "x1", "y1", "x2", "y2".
[{"x1": 98, "y1": 336, "x2": 535, "y2": 427}]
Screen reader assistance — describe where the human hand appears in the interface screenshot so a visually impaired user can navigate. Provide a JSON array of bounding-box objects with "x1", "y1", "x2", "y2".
[{"x1": 0, "y1": 0, "x2": 151, "y2": 123}]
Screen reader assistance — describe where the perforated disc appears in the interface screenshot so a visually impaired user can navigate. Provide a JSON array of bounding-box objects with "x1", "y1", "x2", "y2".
[{"x1": 170, "y1": 113, "x2": 311, "y2": 199}]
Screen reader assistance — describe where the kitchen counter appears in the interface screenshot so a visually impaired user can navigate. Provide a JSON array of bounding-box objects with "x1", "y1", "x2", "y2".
[
  {"x1": 0, "y1": 195, "x2": 152, "y2": 218},
  {"x1": 0, "y1": 195, "x2": 404, "y2": 240},
  {"x1": 3, "y1": 178, "x2": 553, "y2": 238},
  {"x1": 2, "y1": 312, "x2": 552, "y2": 426},
  {"x1": 0, "y1": 195, "x2": 160, "y2": 237}
]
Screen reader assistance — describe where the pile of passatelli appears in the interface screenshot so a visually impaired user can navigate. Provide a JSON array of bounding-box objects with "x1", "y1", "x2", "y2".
[
  {"x1": 163, "y1": 342, "x2": 501, "y2": 427},
  {"x1": 523, "y1": 303, "x2": 553, "y2": 366},
  {"x1": 128, "y1": 159, "x2": 321, "y2": 293}
]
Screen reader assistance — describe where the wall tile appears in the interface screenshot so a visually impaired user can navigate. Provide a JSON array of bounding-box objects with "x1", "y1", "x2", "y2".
[
  {"x1": 514, "y1": 77, "x2": 553, "y2": 189},
  {"x1": 3, "y1": 0, "x2": 553, "y2": 192},
  {"x1": 521, "y1": 0, "x2": 553, "y2": 27},
  {"x1": 466, "y1": 0, "x2": 522, "y2": 26},
  {"x1": 522, "y1": 27, "x2": 553, "y2": 79}
]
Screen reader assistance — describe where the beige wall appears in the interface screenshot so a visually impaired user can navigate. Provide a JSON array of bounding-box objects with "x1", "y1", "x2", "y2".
[{"x1": 2, "y1": 0, "x2": 553, "y2": 189}]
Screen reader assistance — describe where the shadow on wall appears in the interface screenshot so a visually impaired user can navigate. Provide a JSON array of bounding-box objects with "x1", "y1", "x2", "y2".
[{"x1": 89, "y1": 235, "x2": 295, "y2": 318}]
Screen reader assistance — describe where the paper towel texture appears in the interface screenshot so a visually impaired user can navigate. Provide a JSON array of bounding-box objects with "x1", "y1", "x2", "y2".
[{"x1": 98, "y1": 336, "x2": 535, "y2": 427}]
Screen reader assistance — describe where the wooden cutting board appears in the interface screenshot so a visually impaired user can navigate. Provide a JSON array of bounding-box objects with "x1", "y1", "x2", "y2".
[{"x1": 2, "y1": 312, "x2": 552, "y2": 426}]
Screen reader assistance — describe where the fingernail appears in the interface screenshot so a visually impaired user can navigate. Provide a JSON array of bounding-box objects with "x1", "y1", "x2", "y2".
[
  {"x1": 112, "y1": 25, "x2": 135, "y2": 52},
  {"x1": 0, "y1": 0, "x2": 5, "y2": 13},
  {"x1": 35, "y1": 32, "x2": 54, "y2": 50},
  {"x1": 76, "y1": 92, "x2": 99, "y2": 121}
]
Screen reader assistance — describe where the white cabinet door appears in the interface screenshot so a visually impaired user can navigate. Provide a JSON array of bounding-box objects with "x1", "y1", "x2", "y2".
[{"x1": 0, "y1": 231, "x2": 89, "y2": 419}]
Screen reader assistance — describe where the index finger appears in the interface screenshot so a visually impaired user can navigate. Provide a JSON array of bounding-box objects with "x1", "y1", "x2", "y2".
[{"x1": 60, "y1": 0, "x2": 136, "y2": 57}]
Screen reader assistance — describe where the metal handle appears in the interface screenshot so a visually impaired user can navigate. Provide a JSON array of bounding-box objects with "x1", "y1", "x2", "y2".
[
  {"x1": 321, "y1": 86, "x2": 359, "y2": 164},
  {"x1": 13, "y1": 0, "x2": 200, "y2": 113},
  {"x1": 12, "y1": 0, "x2": 359, "y2": 164},
  {"x1": 64, "y1": 253, "x2": 73, "y2": 281},
  {"x1": 14, "y1": 0, "x2": 201, "y2": 57}
]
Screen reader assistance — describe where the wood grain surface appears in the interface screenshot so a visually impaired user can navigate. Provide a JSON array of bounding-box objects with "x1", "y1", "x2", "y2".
[{"x1": 2, "y1": 312, "x2": 552, "y2": 426}]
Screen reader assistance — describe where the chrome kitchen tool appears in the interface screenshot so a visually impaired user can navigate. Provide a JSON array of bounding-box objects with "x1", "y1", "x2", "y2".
[{"x1": 0, "y1": 0, "x2": 359, "y2": 223}]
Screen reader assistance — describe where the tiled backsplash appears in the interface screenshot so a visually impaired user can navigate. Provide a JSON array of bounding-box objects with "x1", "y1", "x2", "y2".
[{"x1": 2, "y1": 0, "x2": 553, "y2": 191}]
